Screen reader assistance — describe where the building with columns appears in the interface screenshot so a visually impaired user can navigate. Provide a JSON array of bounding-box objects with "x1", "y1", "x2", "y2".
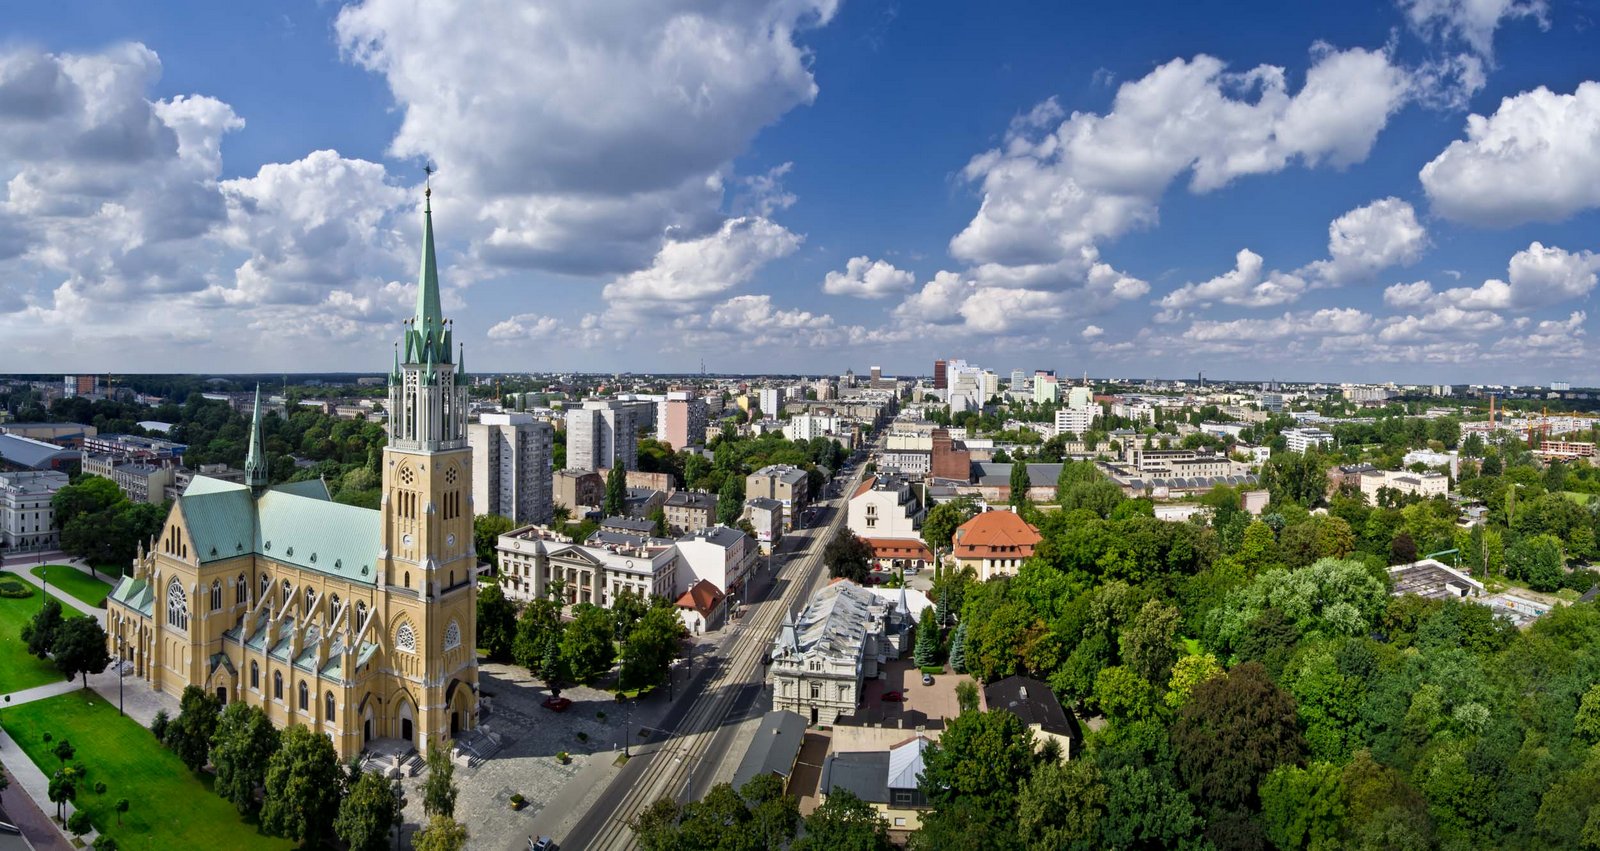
[{"x1": 105, "y1": 191, "x2": 480, "y2": 759}]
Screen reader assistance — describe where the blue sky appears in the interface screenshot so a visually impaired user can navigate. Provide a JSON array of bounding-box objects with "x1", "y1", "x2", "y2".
[{"x1": 2, "y1": 0, "x2": 1598, "y2": 383}]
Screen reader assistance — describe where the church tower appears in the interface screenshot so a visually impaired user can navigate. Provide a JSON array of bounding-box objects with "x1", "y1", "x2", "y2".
[{"x1": 378, "y1": 183, "x2": 479, "y2": 745}]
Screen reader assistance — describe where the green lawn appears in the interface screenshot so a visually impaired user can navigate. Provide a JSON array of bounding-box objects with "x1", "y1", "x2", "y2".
[
  {"x1": 1564, "y1": 491, "x2": 1593, "y2": 505},
  {"x1": 0, "y1": 690, "x2": 292, "y2": 851},
  {"x1": 31, "y1": 565, "x2": 112, "y2": 609},
  {"x1": 0, "y1": 588, "x2": 80, "y2": 693}
]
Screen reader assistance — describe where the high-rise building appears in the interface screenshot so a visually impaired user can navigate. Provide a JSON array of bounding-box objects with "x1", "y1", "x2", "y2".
[
  {"x1": 663, "y1": 391, "x2": 709, "y2": 450},
  {"x1": 567, "y1": 400, "x2": 643, "y2": 471},
  {"x1": 63, "y1": 375, "x2": 99, "y2": 398},
  {"x1": 469, "y1": 412, "x2": 553, "y2": 525},
  {"x1": 1010, "y1": 370, "x2": 1026, "y2": 392},
  {"x1": 105, "y1": 189, "x2": 479, "y2": 758},
  {"x1": 933, "y1": 359, "x2": 948, "y2": 390},
  {"x1": 758, "y1": 387, "x2": 786, "y2": 417}
]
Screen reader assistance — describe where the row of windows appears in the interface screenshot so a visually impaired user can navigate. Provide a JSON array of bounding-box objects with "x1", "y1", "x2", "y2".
[
  {"x1": 250, "y1": 663, "x2": 337, "y2": 720},
  {"x1": 170, "y1": 576, "x2": 371, "y2": 632}
]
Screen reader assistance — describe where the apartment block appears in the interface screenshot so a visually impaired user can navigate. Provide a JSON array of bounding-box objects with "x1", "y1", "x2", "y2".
[{"x1": 468, "y1": 412, "x2": 554, "y2": 525}]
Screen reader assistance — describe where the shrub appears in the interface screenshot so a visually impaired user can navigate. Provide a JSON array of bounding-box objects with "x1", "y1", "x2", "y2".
[
  {"x1": 94, "y1": 836, "x2": 119, "y2": 851},
  {"x1": 0, "y1": 577, "x2": 32, "y2": 598},
  {"x1": 42, "y1": 732, "x2": 53, "y2": 743},
  {"x1": 150, "y1": 709, "x2": 170, "y2": 742},
  {"x1": 94, "y1": 781, "x2": 107, "y2": 795},
  {"x1": 597, "y1": 711, "x2": 607, "y2": 721},
  {"x1": 576, "y1": 732, "x2": 588, "y2": 742},
  {"x1": 920, "y1": 665, "x2": 945, "y2": 675},
  {"x1": 556, "y1": 751, "x2": 569, "y2": 763},
  {"x1": 67, "y1": 809, "x2": 93, "y2": 837}
]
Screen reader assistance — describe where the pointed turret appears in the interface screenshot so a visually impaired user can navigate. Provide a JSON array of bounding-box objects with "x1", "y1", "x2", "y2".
[{"x1": 245, "y1": 385, "x2": 269, "y2": 495}]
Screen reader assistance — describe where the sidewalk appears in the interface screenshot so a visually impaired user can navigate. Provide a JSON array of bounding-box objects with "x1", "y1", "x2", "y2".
[
  {"x1": 0, "y1": 727, "x2": 94, "y2": 847},
  {"x1": 0, "y1": 566, "x2": 103, "y2": 618}
]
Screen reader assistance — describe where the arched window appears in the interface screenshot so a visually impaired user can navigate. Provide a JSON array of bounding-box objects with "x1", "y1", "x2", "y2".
[
  {"x1": 236, "y1": 574, "x2": 247, "y2": 605},
  {"x1": 396, "y1": 623, "x2": 416, "y2": 653},
  {"x1": 250, "y1": 661, "x2": 259, "y2": 690},
  {"x1": 210, "y1": 580, "x2": 222, "y2": 612},
  {"x1": 404, "y1": 571, "x2": 410, "y2": 588},
  {"x1": 325, "y1": 691, "x2": 335, "y2": 722},
  {"x1": 281, "y1": 579, "x2": 291, "y2": 602},
  {"x1": 356, "y1": 602, "x2": 369, "y2": 630},
  {"x1": 304, "y1": 586, "x2": 315, "y2": 612},
  {"x1": 166, "y1": 579, "x2": 188, "y2": 631},
  {"x1": 273, "y1": 671, "x2": 283, "y2": 700},
  {"x1": 330, "y1": 594, "x2": 341, "y2": 621},
  {"x1": 443, "y1": 621, "x2": 461, "y2": 651},
  {"x1": 298, "y1": 681, "x2": 309, "y2": 712},
  {"x1": 260, "y1": 573, "x2": 270, "y2": 600}
]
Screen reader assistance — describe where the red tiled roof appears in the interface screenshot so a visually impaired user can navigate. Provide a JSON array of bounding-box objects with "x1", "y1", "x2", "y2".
[
  {"x1": 674, "y1": 579, "x2": 725, "y2": 617},
  {"x1": 861, "y1": 537, "x2": 933, "y2": 561},
  {"x1": 952, "y1": 510, "x2": 1042, "y2": 558},
  {"x1": 851, "y1": 475, "x2": 877, "y2": 500}
]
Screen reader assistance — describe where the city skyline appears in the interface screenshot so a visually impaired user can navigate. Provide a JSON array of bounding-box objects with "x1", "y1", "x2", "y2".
[{"x1": 1, "y1": 0, "x2": 1597, "y2": 383}]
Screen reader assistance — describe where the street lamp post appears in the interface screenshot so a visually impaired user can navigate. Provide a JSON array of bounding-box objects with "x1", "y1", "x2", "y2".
[
  {"x1": 118, "y1": 635, "x2": 126, "y2": 716},
  {"x1": 615, "y1": 693, "x2": 632, "y2": 758}
]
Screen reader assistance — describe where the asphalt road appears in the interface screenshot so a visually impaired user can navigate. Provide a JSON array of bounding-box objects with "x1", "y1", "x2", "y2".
[{"x1": 559, "y1": 453, "x2": 873, "y2": 851}]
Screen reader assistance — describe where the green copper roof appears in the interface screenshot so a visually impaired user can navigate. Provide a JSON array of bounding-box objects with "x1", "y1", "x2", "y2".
[
  {"x1": 109, "y1": 576, "x2": 153, "y2": 617},
  {"x1": 404, "y1": 189, "x2": 452, "y2": 366},
  {"x1": 176, "y1": 474, "x2": 382, "y2": 587},
  {"x1": 244, "y1": 386, "x2": 268, "y2": 492}
]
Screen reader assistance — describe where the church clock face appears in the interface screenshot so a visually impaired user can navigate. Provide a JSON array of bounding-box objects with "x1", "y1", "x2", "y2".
[
  {"x1": 402, "y1": 533, "x2": 414, "y2": 547},
  {"x1": 446, "y1": 533, "x2": 456, "y2": 547}
]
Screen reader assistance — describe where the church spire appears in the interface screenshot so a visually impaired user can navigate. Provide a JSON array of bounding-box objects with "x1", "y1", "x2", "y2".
[
  {"x1": 416, "y1": 178, "x2": 442, "y2": 334},
  {"x1": 245, "y1": 385, "x2": 268, "y2": 495}
]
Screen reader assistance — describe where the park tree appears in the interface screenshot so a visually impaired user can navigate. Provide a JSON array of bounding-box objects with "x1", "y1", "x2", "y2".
[
  {"x1": 261, "y1": 724, "x2": 343, "y2": 844},
  {"x1": 562, "y1": 604, "x2": 619, "y2": 682},
  {"x1": 210, "y1": 702, "x2": 280, "y2": 817},
  {"x1": 413, "y1": 815, "x2": 468, "y2": 851},
  {"x1": 620, "y1": 599, "x2": 688, "y2": 690},
  {"x1": 1016, "y1": 758, "x2": 1105, "y2": 851},
  {"x1": 22, "y1": 597, "x2": 65, "y2": 659},
  {"x1": 1097, "y1": 765, "x2": 1201, "y2": 849},
  {"x1": 1260, "y1": 761, "x2": 1347, "y2": 851},
  {"x1": 914, "y1": 607, "x2": 941, "y2": 668},
  {"x1": 165, "y1": 686, "x2": 222, "y2": 772},
  {"x1": 824, "y1": 528, "x2": 873, "y2": 584},
  {"x1": 1171, "y1": 661, "x2": 1305, "y2": 812},
  {"x1": 1263, "y1": 451, "x2": 1328, "y2": 507},
  {"x1": 51, "y1": 617, "x2": 112, "y2": 688},
  {"x1": 472, "y1": 513, "x2": 514, "y2": 570},
  {"x1": 649, "y1": 505, "x2": 669, "y2": 537},
  {"x1": 1577, "y1": 683, "x2": 1600, "y2": 745},
  {"x1": 475, "y1": 583, "x2": 517, "y2": 664},
  {"x1": 742, "y1": 774, "x2": 803, "y2": 851},
  {"x1": 67, "y1": 809, "x2": 92, "y2": 840},
  {"x1": 603, "y1": 464, "x2": 627, "y2": 517},
  {"x1": 793, "y1": 788, "x2": 891, "y2": 851},
  {"x1": 114, "y1": 797, "x2": 129, "y2": 826},
  {"x1": 541, "y1": 633, "x2": 568, "y2": 698},
  {"x1": 423, "y1": 739, "x2": 458, "y2": 818},
  {"x1": 1506, "y1": 533, "x2": 1565, "y2": 591},
  {"x1": 948, "y1": 621, "x2": 968, "y2": 674},
  {"x1": 1059, "y1": 479, "x2": 1125, "y2": 518},
  {"x1": 919, "y1": 709, "x2": 1036, "y2": 810},
  {"x1": 1009, "y1": 460, "x2": 1031, "y2": 509},
  {"x1": 1119, "y1": 599, "x2": 1180, "y2": 685},
  {"x1": 52, "y1": 739, "x2": 75, "y2": 764},
  {"x1": 921, "y1": 499, "x2": 977, "y2": 556},
  {"x1": 335, "y1": 770, "x2": 398, "y2": 851},
  {"x1": 47, "y1": 765, "x2": 78, "y2": 821},
  {"x1": 1163, "y1": 652, "x2": 1223, "y2": 710},
  {"x1": 716, "y1": 475, "x2": 744, "y2": 526},
  {"x1": 511, "y1": 596, "x2": 562, "y2": 673}
]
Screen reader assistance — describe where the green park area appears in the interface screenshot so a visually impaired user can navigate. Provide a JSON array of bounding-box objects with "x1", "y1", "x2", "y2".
[
  {"x1": 0, "y1": 582, "x2": 81, "y2": 693},
  {"x1": 31, "y1": 564, "x2": 113, "y2": 609},
  {"x1": 0, "y1": 689, "x2": 292, "y2": 851}
]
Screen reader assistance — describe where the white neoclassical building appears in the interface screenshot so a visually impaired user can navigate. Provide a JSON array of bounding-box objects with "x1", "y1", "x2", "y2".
[{"x1": 768, "y1": 580, "x2": 911, "y2": 726}]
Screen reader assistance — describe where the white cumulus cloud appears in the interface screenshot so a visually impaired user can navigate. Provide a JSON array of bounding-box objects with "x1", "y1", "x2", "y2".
[
  {"x1": 1158, "y1": 249, "x2": 1308, "y2": 311},
  {"x1": 1304, "y1": 197, "x2": 1428, "y2": 284},
  {"x1": 822, "y1": 256, "x2": 916, "y2": 299},
  {"x1": 1421, "y1": 82, "x2": 1600, "y2": 226}
]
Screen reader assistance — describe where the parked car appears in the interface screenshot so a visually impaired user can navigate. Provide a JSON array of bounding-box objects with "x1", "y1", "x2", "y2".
[
  {"x1": 529, "y1": 838, "x2": 555, "y2": 851},
  {"x1": 541, "y1": 697, "x2": 572, "y2": 712},
  {"x1": 882, "y1": 691, "x2": 905, "y2": 702},
  {"x1": 922, "y1": 673, "x2": 935, "y2": 686}
]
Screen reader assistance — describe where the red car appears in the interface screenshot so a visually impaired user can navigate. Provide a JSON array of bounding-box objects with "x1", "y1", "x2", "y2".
[
  {"x1": 881, "y1": 691, "x2": 904, "y2": 702},
  {"x1": 542, "y1": 697, "x2": 573, "y2": 712}
]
